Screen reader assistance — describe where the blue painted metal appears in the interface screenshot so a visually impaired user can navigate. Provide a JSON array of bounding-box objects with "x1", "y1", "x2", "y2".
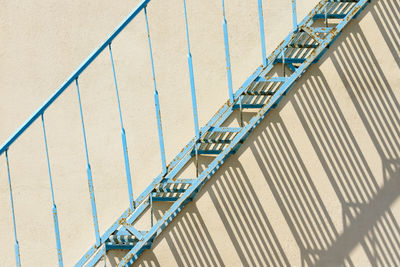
[
  {"x1": 0, "y1": 0, "x2": 150, "y2": 157},
  {"x1": 209, "y1": 127, "x2": 242, "y2": 133},
  {"x1": 75, "y1": 79, "x2": 101, "y2": 246},
  {"x1": 123, "y1": 224, "x2": 143, "y2": 241},
  {"x1": 5, "y1": 150, "x2": 21, "y2": 267},
  {"x1": 144, "y1": 7, "x2": 167, "y2": 176},
  {"x1": 292, "y1": 0, "x2": 298, "y2": 32},
  {"x1": 118, "y1": 1, "x2": 371, "y2": 265},
  {"x1": 257, "y1": 0, "x2": 267, "y2": 66},
  {"x1": 314, "y1": 13, "x2": 347, "y2": 19},
  {"x1": 40, "y1": 114, "x2": 64, "y2": 267},
  {"x1": 109, "y1": 44, "x2": 135, "y2": 210},
  {"x1": 222, "y1": 0, "x2": 234, "y2": 104},
  {"x1": 0, "y1": 0, "x2": 372, "y2": 266},
  {"x1": 86, "y1": 247, "x2": 105, "y2": 267},
  {"x1": 182, "y1": 0, "x2": 200, "y2": 140}
]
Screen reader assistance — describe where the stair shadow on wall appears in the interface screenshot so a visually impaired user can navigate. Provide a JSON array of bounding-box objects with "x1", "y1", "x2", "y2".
[
  {"x1": 205, "y1": 159, "x2": 291, "y2": 267},
  {"x1": 105, "y1": 0, "x2": 400, "y2": 265},
  {"x1": 131, "y1": 152, "x2": 291, "y2": 267},
  {"x1": 370, "y1": 0, "x2": 400, "y2": 67},
  {"x1": 290, "y1": 67, "x2": 400, "y2": 266},
  {"x1": 286, "y1": 7, "x2": 400, "y2": 264},
  {"x1": 249, "y1": 114, "x2": 354, "y2": 267}
]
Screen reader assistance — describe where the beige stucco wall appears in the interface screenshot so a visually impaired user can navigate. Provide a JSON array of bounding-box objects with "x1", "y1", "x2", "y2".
[{"x1": 1, "y1": 0, "x2": 399, "y2": 266}]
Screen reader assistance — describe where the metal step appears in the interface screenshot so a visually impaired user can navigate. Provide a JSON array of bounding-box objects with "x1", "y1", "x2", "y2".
[{"x1": 0, "y1": 0, "x2": 372, "y2": 266}]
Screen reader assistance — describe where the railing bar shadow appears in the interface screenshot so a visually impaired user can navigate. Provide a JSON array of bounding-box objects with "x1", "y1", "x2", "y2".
[
  {"x1": 311, "y1": 74, "x2": 379, "y2": 197},
  {"x1": 210, "y1": 179, "x2": 259, "y2": 267},
  {"x1": 273, "y1": 120, "x2": 340, "y2": 245},
  {"x1": 269, "y1": 123, "x2": 333, "y2": 250},
  {"x1": 309, "y1": 76, "x2": 375, "y2": 201},
  {"x1": 226, "y1": 167, "x2": 277, "y2": 267},
  {"x1": 230, "y1": 164, "x2": 291, "y2": 267},
  {"x1": 296, "y1": 85, "x2": 363, "y2": 204}
]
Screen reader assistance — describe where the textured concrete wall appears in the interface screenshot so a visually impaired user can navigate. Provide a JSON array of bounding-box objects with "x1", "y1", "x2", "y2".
[{"x1": 1, "y1": 0, "x2": 399, "y2": 266}]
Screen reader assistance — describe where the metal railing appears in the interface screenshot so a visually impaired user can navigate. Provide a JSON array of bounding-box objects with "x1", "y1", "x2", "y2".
[{"x1": 1, "y1": 0, "x2": 370, "y2": 266}]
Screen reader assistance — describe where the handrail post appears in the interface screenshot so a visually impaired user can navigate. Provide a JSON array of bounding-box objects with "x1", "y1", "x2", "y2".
[
  {"x1": 222, "y1": 0, "x2": 234, "y2": 104},
  {"x1": 182, "y1": 0, "x2": 201, "y2": 177},
  {"x1": 0, "y1": 0, "x2": 151, "y2": 157},
  {"x1": 108, "y1": 44, "x2": 135, "y2": 210},
  {"x1": 41, "y1": 114, "x2": 64, "y2": 267},
  {"x1": 257, "y1": 0, "x2": 267, "y2": 67},
  {"x1": 182, "y1": 0, "x2": 200, "y2": 140},
  {"x1": 75, "y1": 79, "x2": 101, "y2": 246},
  {"x1": 144, "y1": 7, "x2": 167, "y2": 176},
  {"x1": 5, "y1": 150, "x2": 21, "y2": 267},
  {"x1": 292, "y1": 0, "x2": 298, "y2": 32}
]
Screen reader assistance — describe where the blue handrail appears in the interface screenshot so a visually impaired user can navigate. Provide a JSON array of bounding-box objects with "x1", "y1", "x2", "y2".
[
  {"x1": 0, "y1": 0, "x2": 150, "y2": 156},
  {"x1": 0, "y1": 0, "x2": 372, "y2": 265}
]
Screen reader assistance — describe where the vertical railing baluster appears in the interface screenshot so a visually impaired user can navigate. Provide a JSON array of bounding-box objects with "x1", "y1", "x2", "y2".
[
  {"x1": 41, "y1": 114, "x2": 64, "y2": 267},
  {"x1": 222, "y1": 0, "x2": 234, "y2": 104},
  {"x1": 182, "y1": 0, "x2": 200, "y2": 177},
  {"x1": 5, "y1": 151, "x2": 21, "y2": 267},
  {"x1": 144, "y1": 7, "x2": 167, "y2": 176},
  {"x1": 182, "y1": 0, "x2": 200, "y2": 140},
  {"x1": 257, "y1": 0, "x2": 267, "y2": 67},
  {"x1": 292, "y1": 0, "x2": 298, "y2": 32},
  {"x1": 75, "y1": 78, "x2": 101, "y2": 246},
  {"x1": 108, "y1": 44, "x2": 135, "y2": 210}
]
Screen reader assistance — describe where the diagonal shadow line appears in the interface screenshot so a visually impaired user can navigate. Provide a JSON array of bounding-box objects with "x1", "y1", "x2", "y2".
[
  {"x1": 211, "y1": 170, "x2": 272, "y2": 267},
  {"x1": 270, "y1": 117, "x2": 340, "y2": 244},
  {"x1": 208, "y1": 179, "x2": 257, "y2": 267},
  {"x1": 207, "y1": 160, "x2": 290, "y2": 267},
  {"x1": 157, "y1": 211, "x2": 192, "y2": 266},
  {"x1": 175, "y1": 213, "x2": 209, "y2": 267},
  {"x1": 292, "y1": 72, "x2": 400, "y2": 266},
  {"x1": 343, "y1": 28, "x2": 400, "y2": 150},
  {"x1": 110, "y1": 2, "x2": 399, "y2": 265},
  {"x1": 106, "y1": 248, "x2": 161, "y2": 267},
  {"x1": 330, "y1": 28, "x2": 400, "y2": 159},
  {"x1": 130, "y1": 250, "x2": 161, "y2": 267},
  {"x1": 228, "y1": 164, "x2": 289, "y2": 267},
  {"x1": 311, "y1": 72, "x2": 400, "y2": 265},
  {"x1": 293, "y1": 80, "x2": 367, "y2": 206},
  {"x1": 301, "y1": 76, "x2": 374, "y2": 204},
  {"x1": 268, "y1": 122, "x2": 335, "y2": 250},
  {"x1": 255, "y1": 130, "x2": 322, "y2": 257},
  {"x1": 220, "y1": 167, "x2": 277, "y2": 266},
  {"x1": 249, "y1": 115, "x2": 352, "y2": 267},
  {"x1": 370, "y1": 0, "x2": 400, "y2": 67},
  {"x1": 294, "y1": 86, "x2": 400, "y2": 266},
  {"x1": 211, "y1": 175, "x2": 264, "y2": 266},
  {"x1": 314, "y1": 167, "x2": 400, "y2": 267},
  {"x1": 311, "y1": 77, "x2": 377, "y2": 202},
  {"x1": 328, "y1": 19, "x2": 400, "y2": 265},
  {"x1": 332, "y1": 51, "x2": 400, "y2": 159},
  {"x1": 151, "y1": 202, "x2": 225, "y2": 267},
  {"x1": 334, "y1": 45, "x2": 399, "y2": 160},
  {"x1": 186, "y1": 210, "x2": 225, "y2": 267},
  {"x1": 290, "y1": 30, "x2": 400, "y2": 264}
]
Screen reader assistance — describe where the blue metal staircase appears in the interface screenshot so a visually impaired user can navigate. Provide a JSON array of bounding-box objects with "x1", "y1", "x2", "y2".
[{"x1": 1, "y1": 0, "x2": 371, "y2": 266}]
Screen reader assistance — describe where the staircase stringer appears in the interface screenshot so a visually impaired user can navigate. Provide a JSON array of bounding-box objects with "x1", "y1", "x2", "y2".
[{"x1": 76, "y1": 0, "x2": 371, "y2": 266}]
